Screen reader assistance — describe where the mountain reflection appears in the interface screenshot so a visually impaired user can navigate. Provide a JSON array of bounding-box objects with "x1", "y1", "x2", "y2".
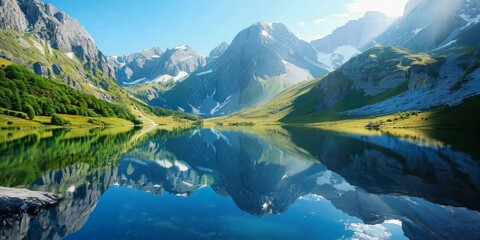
[{"x1": 1, "y1": 127, "x2": 479, "y2": 239}]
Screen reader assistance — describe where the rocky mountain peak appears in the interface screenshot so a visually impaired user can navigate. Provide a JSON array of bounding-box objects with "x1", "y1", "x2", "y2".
[
  {"x1": 381, "y1": 0, "x2": 480, "y2": 52},
  {"x1": 2, "y1": 0, "x2": 99, "y2": 62},
  {"x1": 112, "y1": 44, "x2": 206, "y2": 85},
  {"x1": 113, "y1": 47, "x2": 163, "y2": 66},
  {"x1": 148, "y1": 21, "x2": 328, "y2": 117},
  {"x1": 311, "y1": 11, "x2": 394, "y2": 71},
  {"x1": 312, "y1": 11, "x2": 394, "y2": 53},
  {"x1": 246, "y1": 22, "x2": 295, "y2": 43},
  {"x1": 171, "y1": 44, "x2": 190, "y2": 51},
  {"x1": 0, "y1": 0, "x2": 116, "y2": 82},
  {"x1": 208, "y1": 42, "x2": 229, "y2": 60}
]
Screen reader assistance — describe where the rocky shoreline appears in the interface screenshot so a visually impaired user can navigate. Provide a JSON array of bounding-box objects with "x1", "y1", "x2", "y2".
[{"x1": 0, "y1": 187, "x2": 63, "y2": 216}]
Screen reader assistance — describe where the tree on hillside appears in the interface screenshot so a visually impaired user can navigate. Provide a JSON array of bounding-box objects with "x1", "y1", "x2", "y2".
[{"x1": 24, "y1": 104, "x2": 35, "y2": 120}]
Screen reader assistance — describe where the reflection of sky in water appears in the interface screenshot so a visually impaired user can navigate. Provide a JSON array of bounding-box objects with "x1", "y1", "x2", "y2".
[
  {"x1": 66, "y1": 187, "x2": 406, "y2": 240},
  {"x1": 2, "y1": 127, "x2": 480, "y2": 239}
]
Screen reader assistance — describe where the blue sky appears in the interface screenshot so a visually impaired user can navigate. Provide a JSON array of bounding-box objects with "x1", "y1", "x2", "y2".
[{"x1": 43, "y1": 0, "x2": 408, "y2": 56}]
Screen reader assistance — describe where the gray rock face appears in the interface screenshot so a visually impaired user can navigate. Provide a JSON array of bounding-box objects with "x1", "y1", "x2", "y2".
[
  {"x1": 4, "y1": 0, "x2": 97, "y2": 61},
  {"x1": 112, "y1": 47, "x2": 163, "y2": 69},
  {"x1": 154, "y1": 22, "x2": 329, "y2": 117},
  {"x1": 313, "y1": 0, "x2": 480, "y2": 70},
  {"x1": 51, "y1": 63, "x2": 61, "y2": 75},
  {"x1": 0, "y1": 0, "x2": 113, "y2": 77},
  {"x1": 312, "y1": 11, "x2": 395, "y2": 70},
  {"x1": 380, "y1": 0, "x2": 480, "y2": 52},
  {"x1": 207, "y1": 42, "x2": 229, "y2": 62},
  {"x1": 0, "y1": 187, "x2": 62, "y2": 216},
  {"x1": 0, "y1": 165, "x2": 117, "y2": 240},
  {"x1": 112, "y1": 45, "x2": 206, "y2": 85},
  {"x1": 32, "y1": 61, "x2": 48, "y2": 75},
  {"x1": 310, "y1": 46, "x2": 480, "y2": 116},
  {"x1": 312, "y1": 11, "x2": 395, "y2": 52},
  {"x1": 0, "y1": 0, "x2": 28, "y2": 31}
]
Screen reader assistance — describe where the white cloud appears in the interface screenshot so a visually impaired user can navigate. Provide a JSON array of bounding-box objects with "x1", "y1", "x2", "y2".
[
  {"x1": 312, "y1": 18, "x2": 328, "y2": 25},
  {"x1": 298, "y1": 21, "x2": 306, "y2": 27},
  {"x1": 345, "y1": 0, "x2": 408, "y2": 17},
  {"x1": 345, "y1": 222, "x2": 393, "y2": 240}
]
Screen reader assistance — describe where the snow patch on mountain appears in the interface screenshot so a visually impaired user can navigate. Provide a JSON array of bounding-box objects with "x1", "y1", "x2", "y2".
[
  {"x1": 189, "y1": 104, "x2": 202, "y2": 115},
  {"x1": 174, "y1": 71, "x2": 189, "y2": 81},
  {"x1": 150, "y1": 71, "x2": 189, "y2": 83},
  {"x1": 156, "y1": 159, "x2": 173, "y2": 169},
  {"x1": 66, "y1": 52, "x2": 75, "y2": 59},
  {"x1": 317, "y1": 45, "x2": 361, "y2": 71},
  {"x1": 195, "y1": 69, "x2": 213, "y2": 76},
  {"x1": 152, "y1": 75, "x2": 173, "y2": 83},
  {"x1": 123, "y1": 78, "x2": 146, "y2": 85},
  {"x1": 316, "y1": 170, "x2": 355, "y2": 192},
  {"x1": 433, "y1": 40, "x2": 458, "y2": 51},
  {"x1": 335, "y1": 45, "x2": 361, "y2": 61},
  {"x1": 460, "y1": 14, "x2": 480, "y2": 30},
  {"x1": 210, "y1": 95, "x2": 232, "y2": 115},
  {"x1": 175, "y1": 45, "x2": 188, "y2": 50},
  {"x1": 261, "y1": 30, "x2": 273, "y2": 40},
  {"x1": 346, "y1": 55, "x2": 480, "y2": 116},
  {"x1": 412, "y1": 24, "x2": 430, "y2": 36}
]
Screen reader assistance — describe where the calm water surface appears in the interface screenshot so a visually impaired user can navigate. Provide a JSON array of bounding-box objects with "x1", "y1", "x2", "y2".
[{"x1": 0, "y1": 126, "x2": 479, "y2": 240}]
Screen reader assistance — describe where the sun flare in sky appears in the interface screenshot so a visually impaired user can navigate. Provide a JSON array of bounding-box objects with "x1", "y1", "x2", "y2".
[{"x1": 43, "y1": 0, "x2": 409, "y2": 55}]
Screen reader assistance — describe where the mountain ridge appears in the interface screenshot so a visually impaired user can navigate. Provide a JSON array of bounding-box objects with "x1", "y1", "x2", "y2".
[
  {"x1": 111, "y1": 45, "x2": 206, "y2": 85},
  {"x1": 143, "y1": 22, "x2": 329, "y2": 117},
  {"x1": 212, "y1": 45, "x2": 480, "y2": 128}
]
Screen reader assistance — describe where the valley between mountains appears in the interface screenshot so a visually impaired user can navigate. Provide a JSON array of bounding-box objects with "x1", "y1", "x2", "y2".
[{"x1": 0, "y1": 0, "x2": 479, "y2": 130}]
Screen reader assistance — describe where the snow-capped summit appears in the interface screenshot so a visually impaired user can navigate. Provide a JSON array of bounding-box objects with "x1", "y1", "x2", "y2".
[
  {"x1": 112, "y1": 45, "x2": 206, "y2": 85},
  {"x1": 150, "y1": 22, "x2": 329, "y2": 117}
]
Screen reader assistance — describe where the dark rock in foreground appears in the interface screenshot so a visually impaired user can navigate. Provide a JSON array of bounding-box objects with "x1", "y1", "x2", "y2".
[{"x1": 0, "y1": 187, "x2": 62, "y2": 216}]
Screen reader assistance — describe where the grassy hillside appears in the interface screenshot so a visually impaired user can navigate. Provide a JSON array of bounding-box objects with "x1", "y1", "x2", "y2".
[
  {"x1": 0, "y1": 30, "x2": 203, "y2": 127},
  {"x1": 306, "y1": 95, "x2": 480, "y2": 130},
  {"x1": 281, "y1": 47, "x2": 441, "y2": 122},
  {"x1": 208, "y1": 78, "x2": 321, "y2": 125},
  {"x1": 209, "y1": 46, "x2": 479, "y2": 130},
  {"x1": 0, "y1": 30, "x2": 120, "y2": 100},
  {"x1": 0, "y1": 63, "x2": 203, "y2": 127},
  {"x1": 0, "y1": 64, "x2": 135, "y2": 120}
]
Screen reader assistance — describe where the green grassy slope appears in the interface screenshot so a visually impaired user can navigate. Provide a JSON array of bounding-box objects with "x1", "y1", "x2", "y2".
[
  {"x1": 210, "y1": 46, "x2": 479, "y2": 129},
  {"x1": 0, "y1": 30, "x2": 118, "y2": 99},
  {"x1": 0, "y1": 30, "x2": 203, "y2": 126},
  {"x1": 0, "y1": 64, "x2": 135, "y2": 120},
  {"x1": 0, "y1": 63, "x2": 203, "y2": 126},
  {"x1": 282, "y1": 47, "x2": 441, "y2": 123}
]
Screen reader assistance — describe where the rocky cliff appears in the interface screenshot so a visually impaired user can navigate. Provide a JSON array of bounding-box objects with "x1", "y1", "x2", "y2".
[{"x1": 0, "y1": 0, "x2": 122, "y2": 101}]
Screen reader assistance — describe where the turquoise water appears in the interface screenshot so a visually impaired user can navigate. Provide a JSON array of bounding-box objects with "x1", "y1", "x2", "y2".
[
  {"x1": 0, "y1": 127, "x2": 479, "y2": 239},
  {"x1": 65, "y1": 187, "x2": 405, "y2": 240}
]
